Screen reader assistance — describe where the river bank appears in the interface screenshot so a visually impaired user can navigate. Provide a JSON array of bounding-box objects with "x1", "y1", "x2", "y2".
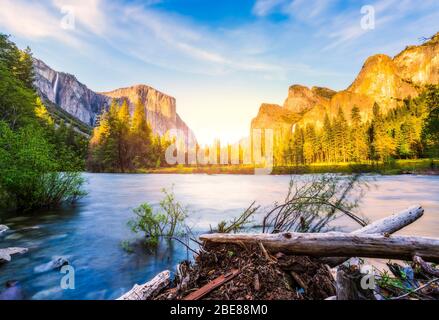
[{"x1": 135, "y1": 159, "x2": 439, "y2": 175}]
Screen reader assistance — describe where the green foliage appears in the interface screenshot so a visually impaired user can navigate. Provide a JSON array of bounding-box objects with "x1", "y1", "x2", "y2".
[
  {"x1": 0, "y1": 33, "x2": 87, "y2": 212},
  {"x1": 421, "y1": 85, "x2": 439, "y2": 157},
  {"x1": 278, "y1": 86, "x2": 439, "y2": 166},
  {"x1": 0, "y1": 122, "x2": 86, "y2": 211},
  {"x1": 128, "y1": 188, "x2": 188, "y2": 246},
  {"x1": 88, "y1": 99, "x2": 171, "y2": 172},
  {"x1": 128, "y1": 203, "x2": 166, "y2": 246},
  {"x1": 0, "y1": 57, "x2": 37, "y2": 129}
]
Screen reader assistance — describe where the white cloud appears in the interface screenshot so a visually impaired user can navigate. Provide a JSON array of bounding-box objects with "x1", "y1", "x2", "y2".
[{"x1": 0, "y1": 0, "x2": 80, "y2": 46}]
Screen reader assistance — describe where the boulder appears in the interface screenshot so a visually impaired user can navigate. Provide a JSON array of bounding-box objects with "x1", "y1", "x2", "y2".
[
  {"x1": 34, "y1": 256, "x2": 69, "y2": 273},
  {"x1": 0, "y1": 247, "x2": 28, "y2": 263}
]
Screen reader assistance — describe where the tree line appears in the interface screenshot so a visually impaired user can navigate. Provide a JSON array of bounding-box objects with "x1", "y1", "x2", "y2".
[
  {"x1": 276, "y1": 86, "x2": 439, "y2": 166},
  {"x1": 88, "y1": 100, "x2": 171, "y2": 172}
]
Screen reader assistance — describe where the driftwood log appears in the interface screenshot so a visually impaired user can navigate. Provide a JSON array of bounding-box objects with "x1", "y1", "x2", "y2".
[
  {"x1": 323, "y1": 205, "x2": 424, "y2": 266},
  {"x1": 200, "y1": 232, "x2": 439, "y2": 263},
  {"x1": 117, "y1": 270, "x2": 170, "y2": 300},
  {"x1": 0, "y1": 247, "x2": 28, "y2": 263}
]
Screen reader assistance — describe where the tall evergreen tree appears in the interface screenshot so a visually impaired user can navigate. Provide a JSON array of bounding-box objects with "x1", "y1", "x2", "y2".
[
  {"x1": 131, "y1": 99, "x2": 153, "y2": 168},
  {"x1": 322, "y1": 113, "x2": 333, "y2": 162},
  {"x1": 334, "y1": 107, "x2": 349, "y2": 162},
  {"x1": 350, "y1": 106, "x2": 368, "y2": 162}
]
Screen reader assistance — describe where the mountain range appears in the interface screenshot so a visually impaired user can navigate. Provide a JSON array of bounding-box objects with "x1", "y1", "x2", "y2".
[
  {"x1": 32, "y1": 32, "x2": 439, "y2": 150},
  {"x1": 252, "y1": 32, "x2": 439, "y2": 135},
  {"x1": 33, "y1": 59, "x2": 195, "y2": 143}
]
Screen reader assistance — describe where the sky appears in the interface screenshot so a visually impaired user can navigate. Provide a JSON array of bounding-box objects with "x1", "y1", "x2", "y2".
[{"x1": 1, "y1": 0, "x2": 439, "y2": 144}]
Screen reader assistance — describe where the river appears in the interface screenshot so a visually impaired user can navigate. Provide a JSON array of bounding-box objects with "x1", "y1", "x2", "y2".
[{"x1": 0, "y1": 174, "x2": 438, "y2": 299}]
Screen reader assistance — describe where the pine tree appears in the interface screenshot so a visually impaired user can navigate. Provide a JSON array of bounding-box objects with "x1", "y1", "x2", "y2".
[
  {"x1": 303, "y1": 124, "x2": 317, "y2": 164},
  {"x1": 371, "y1": 103, "x2": 396, "y2": 162},
  {"x1": 334, "y1": 107, "x2": 349, "y2": 162},
  {"x1": 292, "y1": 125, "x2": 304, "y2": 165},
  {"x1": 322, "y1": 113, "x2": 333, "y2": 162},
  {"x1": 131, "y1": 99, "x2": 153, "y2": 168},
  {"x1": 350, "y1": 106, "x2": 368, "y2": 162}
]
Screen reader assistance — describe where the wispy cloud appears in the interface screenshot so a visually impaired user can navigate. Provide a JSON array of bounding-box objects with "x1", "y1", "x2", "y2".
[
  {"x1": 0, "y1": 0, "x2": 80, "y2": 46},
  {"x1": 322, "y1": 0, "x2": 439, "y2": 51},
  {"x1": 252, "y1": 0, "x2": 286, "y2": 17}
]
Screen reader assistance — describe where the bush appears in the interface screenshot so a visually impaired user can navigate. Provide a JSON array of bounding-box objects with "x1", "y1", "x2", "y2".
[
  {"x1": 0, "y1": 121, "x2": 86, "y2": 211},
  {"x1": 128, "y1": 188, "x2": 188, "y2": 246}
]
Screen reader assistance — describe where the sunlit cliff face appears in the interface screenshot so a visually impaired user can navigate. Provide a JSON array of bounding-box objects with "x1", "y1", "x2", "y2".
[{"x1": 251, "y1": 32, "x2": 439, "y2": 133}]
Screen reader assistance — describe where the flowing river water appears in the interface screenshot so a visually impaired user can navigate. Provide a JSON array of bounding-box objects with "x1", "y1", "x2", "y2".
[{"x1": 0, "y1": 174, "x2": 438, "y2": 299}]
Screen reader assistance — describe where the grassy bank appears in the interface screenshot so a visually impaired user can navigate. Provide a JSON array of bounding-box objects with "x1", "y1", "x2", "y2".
[
  {"x1": 272, "y1": 159, "x2": 439, "y2": 175},
  {"x1": 136, "y1": 159, "x2": 439, "y2": 175}
]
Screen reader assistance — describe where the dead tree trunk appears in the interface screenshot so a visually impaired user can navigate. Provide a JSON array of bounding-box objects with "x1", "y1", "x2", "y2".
[
  {"x1": 323, "y1": 205, "x2": 424, "y2": 266},
  {"x1": 200, "y1": 232, "x2": 439, "y2": 263}
]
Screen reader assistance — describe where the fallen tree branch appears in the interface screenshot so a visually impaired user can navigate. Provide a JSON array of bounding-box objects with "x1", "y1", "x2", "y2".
[
  {"x1": 413, "y1": 255, "x2": 439, "y2": 277},
  {"x1": 391, "y1": 278, "x2": 439, "y2": 300},
  {"x1": 117, "y1": 270, "x2": 170, "y2": 300},
  {"x1": 200, "y1": 232, "x2": 439, "y2": 263},
  {"x1": 322, "y1": 205, "x2": 424, "y2": 267}
]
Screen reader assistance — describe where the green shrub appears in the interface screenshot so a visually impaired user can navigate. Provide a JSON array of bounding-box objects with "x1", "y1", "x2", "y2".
[
  {"x1": 128, "y1": 188, "x2": 188, "y2": 246},
  {"x1": 0, "y1": 121, "x2": 86, "y2": 211}
]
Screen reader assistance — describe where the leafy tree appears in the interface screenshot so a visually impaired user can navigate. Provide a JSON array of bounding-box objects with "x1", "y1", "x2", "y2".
[
  {"x1": 0, "y1": 122, "x2": 85, "y2": 211},
  {"x1": 0, "y1": 62, "x2": 36, "y2": 129},
  {"x1": 0, "y1": 33, "x2": 86, "y2": 212}
]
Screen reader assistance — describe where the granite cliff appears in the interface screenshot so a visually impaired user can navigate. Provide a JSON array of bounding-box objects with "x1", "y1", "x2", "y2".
[
  {"x1": 252, "y1": 32, "x2": 439, "y2": 133},
  {"x1": 33, "y1": 59, "x2": 195, "y2": 142}
]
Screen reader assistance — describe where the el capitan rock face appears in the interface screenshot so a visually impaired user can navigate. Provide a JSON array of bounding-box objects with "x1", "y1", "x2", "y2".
[
  {"x1": 33, "y1": 59, "x2": 195, "y2": 142},
  {"x1": 33, "y1": 58, "x2": 109, "y2": 126},
  {"x1": 101, "y1": 85, "x2": 190, "y2": 138},
  {"x1": 252, "y1": 32, "x2": 439, "y2": 132}
]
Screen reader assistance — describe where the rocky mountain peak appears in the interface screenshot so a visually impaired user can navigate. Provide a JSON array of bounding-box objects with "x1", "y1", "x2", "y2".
[
  {"x1": 251, "y1": 31, "x2": 439, "y2": 133},
  {"x1": 283, "y1": 84, "x2": 334, "y2": 114},
  {"x1": 33, "y1": 59, "x2": 195, "y2": 143}
]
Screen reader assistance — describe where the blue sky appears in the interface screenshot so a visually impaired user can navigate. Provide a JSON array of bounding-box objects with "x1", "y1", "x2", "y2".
[{"x1": 1, "y1": 0, "x2": 439, "y2": 144}]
